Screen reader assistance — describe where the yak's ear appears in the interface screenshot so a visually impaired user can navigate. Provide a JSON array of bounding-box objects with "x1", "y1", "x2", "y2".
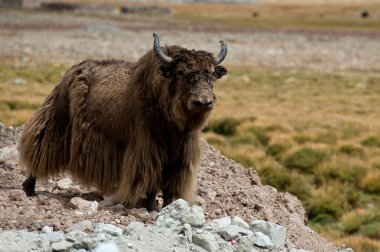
[
  {"x1": 214, "y1": 66, "x2": 227, "y2": 79},
  {"x1": 159, "y1": 65, "x2": 172, "y2": 78}
]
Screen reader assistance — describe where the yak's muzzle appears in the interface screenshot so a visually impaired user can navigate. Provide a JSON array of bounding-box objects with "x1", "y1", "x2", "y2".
[{"x1": 189, "y1": 97, "x2": 214, "y2": 111}]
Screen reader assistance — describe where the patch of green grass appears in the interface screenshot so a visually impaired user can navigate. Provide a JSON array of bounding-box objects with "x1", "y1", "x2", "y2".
[
  {"x1": 247, "y1": 126, "x2": 271, "y2": 146},
  {"x1": 283, "y1": 148, "x2": 326, "y2": 173},
  {"x1": 260, "y1": 166, "x2": 312, "y2": 201},
  {"x1": 359, "y1": 222, "x2": 380, "y2": 239},
  {"x1": 2, "y1": 100, "x2": 40, "y2": 110},
  {"x1": 339, "y1": 145, "x2": 366, "y2": 159},
  {"x1": 361, "y1": 137, "x2": 380, "y2": 148},
  {"x1": 340, "y1": 208, "x2": 380, "y2": 235},
  {"x1": 205, "y1": 117, "x2": 240, "y2": 136},
  {"x1": 266, "y1": 143, "x2": 289, "y2": 160}
]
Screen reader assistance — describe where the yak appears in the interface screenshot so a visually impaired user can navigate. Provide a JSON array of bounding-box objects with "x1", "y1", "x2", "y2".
[{"x1": 19, "y1": 33, "x2": 228, "y2": 211}]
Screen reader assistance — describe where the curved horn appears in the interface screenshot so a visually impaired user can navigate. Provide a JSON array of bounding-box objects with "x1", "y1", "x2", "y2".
[
  {"x1": 214, "y1": 40, "x2": 228, "y2": 65},
  {"x1": 153, "y1": 33, "x2": 173, "y2": 63}
]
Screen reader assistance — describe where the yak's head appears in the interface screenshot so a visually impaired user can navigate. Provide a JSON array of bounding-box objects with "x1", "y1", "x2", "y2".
[{"x1": 153, "y1": 33, "x2": 227, "y2": 131}]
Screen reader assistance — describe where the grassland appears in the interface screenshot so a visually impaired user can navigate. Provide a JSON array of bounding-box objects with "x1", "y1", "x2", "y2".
[{"x1": 1, "y1": 63, "x2": 379, "y2": 251}]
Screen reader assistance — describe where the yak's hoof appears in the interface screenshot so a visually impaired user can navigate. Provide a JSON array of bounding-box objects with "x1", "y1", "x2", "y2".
[
  {"x1": 145, "y1": 201, "x2": 159, "y2": 212},
  {"x1": 22, "y1": 176, "x2": 36, "y2": 196},
  {"x1": 145, "y1": 192, "x2": 159, "y2": 212}
]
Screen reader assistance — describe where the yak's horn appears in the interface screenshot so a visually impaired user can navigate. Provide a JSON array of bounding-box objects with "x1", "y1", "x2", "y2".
[
  {"x1": 214, "y1": 40, "x2": 227, "y2": 65},
  {"x1": 153, "y1": 33, "x2": 173, "y2": 63}
]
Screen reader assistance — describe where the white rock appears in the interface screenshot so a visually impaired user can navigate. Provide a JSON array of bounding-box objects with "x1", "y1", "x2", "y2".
[
  {"x1": 250, "y1": 220, "x2": 286, "y2": 248},
  {"x1": 252, "y1": 231, "x2": 273, "y2": 248},
  {"x1": 0, "y1": 146, "x2": 18, "y2": 163},
  {"x1": 206, "y1": 188, "x2": 217, "y2": 201},
  {"x1": 181, "y1": 205, "x2": 205, "y2": 227},
  {"x1": 217, "y1": 225, "x2": 252, "y2": 241},
  {"x1": 69, "y1": 197, "x2": 98, "y2": 215},
  {"x1": 51, "y1": 240, "x2": 74, "y2": 251},
  {"x1": 66, "y1": 220, "x2": 93, "y2": 232},
  {"x1": 210, "y1": 216, "x2": 231, "y2": 229},
  {"x1": 12, "y1": 78, "x2": 27, "y2": 85},
  {"x1": 192, "y1": 233, "x2": 220, "y2": 252},
  {"x1": 93, "y1": 243, "x2": 120, "y2": 252},
  {"x1": 56, "y1": 178, "x2": 72, "y2": 190},
  {"x1": 82, "y1": 237, "x2": 98, "y2": 250},
  {"x1": 94, "y1": 223, "x2": 122, "y2": 236},
  {"x1": 231, "y1": 216, "x2": 249, "y2": 229},
  {"x1": 41, "y1": 226, "x2": 53, "y2": 233},
  {"x1": 183, "y1": 223, "x2": 192, "y2": 243}
]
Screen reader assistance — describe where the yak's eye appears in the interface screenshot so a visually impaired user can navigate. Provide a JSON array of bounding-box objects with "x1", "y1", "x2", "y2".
[{"x1": 176, "y1": 69, "x2": 184, "y2": 76}]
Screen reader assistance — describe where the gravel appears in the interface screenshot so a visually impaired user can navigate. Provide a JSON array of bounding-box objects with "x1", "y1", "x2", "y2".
[{"x1": 0, "y1": 10, "x2": 379, "y2": 72}]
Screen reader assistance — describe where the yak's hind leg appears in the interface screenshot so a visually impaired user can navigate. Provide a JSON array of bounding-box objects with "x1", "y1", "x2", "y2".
[
  {"x1": 22, "y1": 176, "x2": 36, "y2": 196},
  {"x1": 162, "y1": 132, "x2": 201, "y2": 207},
  {"x1": 19, "y1": 69, "x2": 74, "y2": 196}
]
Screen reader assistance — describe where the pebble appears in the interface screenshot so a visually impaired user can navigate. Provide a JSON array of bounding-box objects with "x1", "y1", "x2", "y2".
[
  {"x1": 94, "y1": 223, "x2": 122, "y2": 236},
  {"x1": 93, "y1": 242, "x2": 120, "y2": 252},
  {"x1": 41, "y1": 226, "x2": 53, "y2": 233},
  {"x1": 250, "y1": 220, "x2": 286, "y2": 248},
  {"x1": 69, "y1": 197, "x2": 98, "y2": 215},
  {"x1": 56, "y1": 178, "x2": 73, "y2": 190},
  {"x1": 51, "y1": 240, "x2": 73, "y2": 252},
  {"x1": 231, "y1": 216, "x2": 249, "y2": 230},
  {"x1": 217, "y1": 225, "x2": 252, "y2": 241}
]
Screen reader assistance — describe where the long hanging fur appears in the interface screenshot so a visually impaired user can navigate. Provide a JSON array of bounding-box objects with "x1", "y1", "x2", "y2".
[{"x1": 19, "y1": 45, "x2": 227, "y2": 208}]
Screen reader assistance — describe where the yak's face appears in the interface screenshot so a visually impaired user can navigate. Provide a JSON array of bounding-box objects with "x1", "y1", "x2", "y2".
[{"x1": 159, "y1": 49, "x2": 227, "y2": 115}]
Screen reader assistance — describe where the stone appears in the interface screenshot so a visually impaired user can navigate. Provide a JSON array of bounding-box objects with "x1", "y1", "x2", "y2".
[
  {"x1": 217, "y1": 225, "x2": 252, "y2": 241},
  {"x1": 251, "y1": 231, "x2": 273, "y2": 248},
  {"x1": 66, "y1": 220, "x2": 93, "y2": 232},
  {"x1": 206, "y1": 188, "x2": 217, "y2": 201},
  {"x1": 8, "y1": 189, "x2": 26, "y2": 201},
  {"x1": 94, "y1": 223, "x2": 122, "y2": 236},
  {"x1": 69, "y1": 197, "x2": 98, "y2": 215},
  {"x1": 12, "y1": 78, "x2": 27, "y2": 85},
  {"x1": 183, "y1": 223, "x2": 192, "y2": 243},
  {"x1": 65, "y1": 230, "x2": 88, "y2": 243},
  {"x1": 250, "y1": 220, "x2": 286, "y2": 248},
  {"x1": 192, "y1": 233, "x2": 220, "y2": 252},
  {"x1": 93, "y1": 242, "x2": 120, "y2": 252},
  {"x1": 56, "y1": 178, "x2": 72, "y2": 190},
  {"x1": 0, "y1": 146, "x2": 18, "y2": 163},
  {"x1": 210, "y1": 216, "x2": 231, "y2": 229},
  {"x1": 231, "y1": 216, "x2": 249, "y2": 229},
  {"x1": 41, "y1": 226, "x2": 53, "y2": 233},
  {"x1": 51, "y1": 240, "x2": 74, "y2": 252},
  {"x1": 181, "y1": 205, "x2": 205, "y2": 227},
  {"x1": 81, "y1": 237, "x2": 98, "y2": 250}
]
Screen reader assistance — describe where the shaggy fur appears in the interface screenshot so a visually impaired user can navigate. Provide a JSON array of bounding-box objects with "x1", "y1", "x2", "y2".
[{"x1": 19, "y1": 45, "x2": 227, "y2": 209}]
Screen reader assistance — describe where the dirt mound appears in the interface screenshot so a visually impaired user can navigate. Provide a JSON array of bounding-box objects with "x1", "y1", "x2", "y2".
[{"x1": 0, "y1": 124, "x2": 337, "y2": 251}]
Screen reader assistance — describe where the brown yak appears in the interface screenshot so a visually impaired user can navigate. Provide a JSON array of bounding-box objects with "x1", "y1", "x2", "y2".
[{"x1": 19, "y1": 33, "x2": 227, "y2": 211}]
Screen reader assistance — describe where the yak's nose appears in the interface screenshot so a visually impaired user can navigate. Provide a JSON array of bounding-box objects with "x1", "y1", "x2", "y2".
[{"x1": 191, "y1": 98, "x2": 213, "y2": 109}]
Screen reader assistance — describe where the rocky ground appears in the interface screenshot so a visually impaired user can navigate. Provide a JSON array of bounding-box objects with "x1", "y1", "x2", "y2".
[{"x1": 1, "y1": 122, "x2": 340, "y2": 251}]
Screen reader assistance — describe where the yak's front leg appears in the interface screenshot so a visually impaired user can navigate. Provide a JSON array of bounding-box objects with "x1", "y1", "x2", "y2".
[
  {"x1": 22, "y1": 175, "x2": 36, "y2": 196},
  {"x1": 145, "y1": 191, "x2": 159, "y2": 212}
]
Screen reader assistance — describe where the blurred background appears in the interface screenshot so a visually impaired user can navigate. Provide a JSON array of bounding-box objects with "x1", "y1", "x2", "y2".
[{"x1": 0, "y1": 0, "x2": 379, "y2": 251}]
